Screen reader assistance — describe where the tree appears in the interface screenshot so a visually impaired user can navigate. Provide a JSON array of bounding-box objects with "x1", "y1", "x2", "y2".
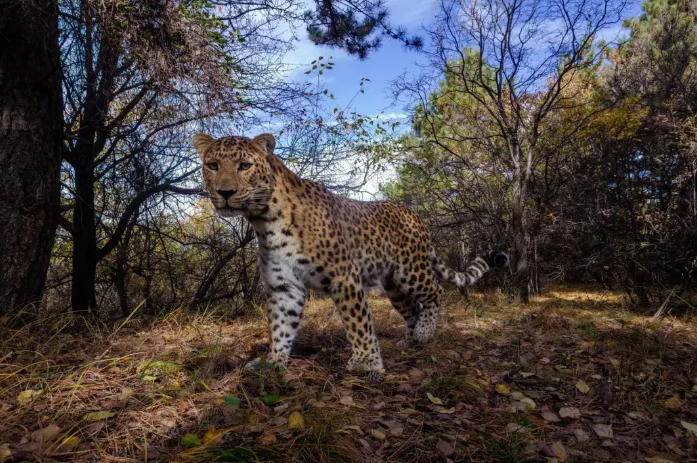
[
  {"x1": 0, "y1": 0, "x2": 63, "y2": 315},
  {"x1": 395, "y1": 0, "x2": 629, "y2": 301}
]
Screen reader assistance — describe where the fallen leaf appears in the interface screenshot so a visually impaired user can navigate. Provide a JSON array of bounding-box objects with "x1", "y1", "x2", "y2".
[
  {"x1": 0, "y1": 444, "x2": 10, "y2": 460},
  {"x1": 49, "y1": 436, "x2": 81, "y2": 455},
  {"x1": 288, "y1": 412, "x2": 305, "y2": 431},
  {"x1": 32, "y1": 424, "x2": 62, "y2": 442},
  {"x1": 84, "y1": 411, "x2": 115, "y2": 422},
  {"x1": 664, "y1": 395, "x2": 682, "y2": 409},
  {"x1": 427, "y1": 392, "x2": 443, "y2": 405},
  {"x1": 576, "y1": 380, "x2": 590, "y2": 394},
  {"x1": 141, "y1": 375, "x2": 156, "y2": 382},
  {"x1": 397, "y1": 383, "x2": 412, "y2": 392},
  {"x1": 574, "y1": 429, "x2": 589, "y2": 442},
  {"x1": 542, "y1": 411, "x2": 561, "y2": 422},
  {"x1": 559, "y1": 407, "x2": 581, "y2": 419},
  {"x1": 117, "y1": 387, "x2": 133, "y2": 401},
  {"x1": 17, "y1": 389, "x2": 42, "y2": 406},
  {"x1": 551, "y1": 441, "x2": 567, "y2": 462},
  {"x1": 519, "y1": 397, "x2": 536, "y2": 409},
  {"x1": 495, "y1": 383, "x2": 511, "y2": 395},
  {"x1": 436, "y1": 439, "x2": 455, "y2": 457},
  {"x1": 260, "y1": 394, "x2": 280, "y2": 406},
  {"x1": 371, "y1": 429, "x2": 386, "y2": 440},
  {"x1": 223, "y1": 396, "x2": 241, "y2": 406},
  {"x1": 593, "y1": 424, "x2": 613, "y2": 438},
  {"x1": 339, "y1": 396, "x2": 354, "y2": 406},
  {"x1": 445, "y1": 350, "x2": 461, "y2": 361},
  {"x1": 680, "y1": 421, "x2": 697, "y2": 436},
  {"x1": 505, "y1": 422, "x2": 528, "y2": 433},
  {"x1": 510, "y1": 391, "x2": 526, "y2": 400},
  {"x1": 645, "y1": 458, "x2": 675, "y2": 463},
  {"x1": 259, "y1": 433, "x2": 276, "y2": 444},
  {"x1": 338, "y1": 425, "x2": 363, "y2": 434},
  {"x1": 181, "y1": 434, "x2": 201, "y2": 448}
]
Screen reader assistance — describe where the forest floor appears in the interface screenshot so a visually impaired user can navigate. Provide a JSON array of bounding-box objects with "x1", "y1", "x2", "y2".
[{"x1": 1, "y1": 286, "x2": 697, "y2": 463}]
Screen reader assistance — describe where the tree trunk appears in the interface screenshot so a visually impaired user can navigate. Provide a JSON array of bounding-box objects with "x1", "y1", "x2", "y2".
[
  {"x1": 0, "y1": 0, "x2": 62, "y2": 315},
  {"x1": 71, "y1": 167, "x2": 98, "y2": 315},
  {"x1": 510, "y1": 143, "x2": 531, "y2": 303}
]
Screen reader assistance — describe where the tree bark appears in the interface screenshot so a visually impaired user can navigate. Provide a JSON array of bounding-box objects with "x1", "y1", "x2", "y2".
[
  {"x1": 0, "y1": 0, "x2": 62, "y2": 314},
  {"x1": 510, "y1": 143, "x2": 531, "y2": 303}
]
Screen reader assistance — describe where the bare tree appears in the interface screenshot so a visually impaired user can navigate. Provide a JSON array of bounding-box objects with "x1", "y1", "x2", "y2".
[{"x1": 397, "y1": 0, "x2": 628, "y2": 301}]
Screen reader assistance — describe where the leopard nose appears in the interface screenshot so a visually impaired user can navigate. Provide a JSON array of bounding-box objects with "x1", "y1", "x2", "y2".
[{"x1": 217, "y1": 189, "x2": 236, "y2": 199}]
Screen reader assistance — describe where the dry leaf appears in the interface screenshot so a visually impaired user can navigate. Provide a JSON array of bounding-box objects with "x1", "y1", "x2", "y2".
[
  {"x1": 645, "y1": 458, "x2": 675, "y2": 463},
  {"x1": 259, "y1": 433, "x2": 276, "y2": 444},
  {"x1": 84, "y1": 411, "x2": 115, "y2": 422},
  {"x1": 0, "y1": 444, "x2": 10, "y2": 460},
  {"x1": 49, "y1": 436, "x2": 81, "y2": 455},
  {"x1": 559, "y1": 407, "x2": 581, "y2": 419},
  {"x1": 505, "y1": 422, "x2": 528, "y2": 433},
  {"x1": 436, "y1": 439, "x2": 455, "y2": 457},
  {"x1": 680, "y1": 421, "x2": 697, "y2": 436},
  {"x1": 574, "y1": 429, "x2": 589, "y2": 442},
  {"x1": 32, "y1": 424, "x2": 62, "y2": 443},
  {"x1": 288, "y1": 412, "x2": 305, "y2": 431},
  {"x1": 371, "y1": 429, "x2": 386, "y2": 440},
  {"x1": 551, "y1": 441, "x2": 567, "y2": 462},
  {"x1": 427, "y1": 392, "x2": 443, "y2": 405},
  {"x1": 118, "y1": 387, "x2": 134, "y2": 401},
  {"x1": 542, "y1": 411, "x2": 561, "y2": 422},
  {"x1": 519, "y1": 397, "x2": 536, "y2": 410},
  {"x1": 17, "y1": 389, "x2": 42, "y2": 406},
  {"x1": 339, "y1": 396, "x2": 354, "y2": 406},
  {"x1": 495, "y1": 383, "x2": 511, "y2": 395},
  {"x1": 576, "y1": 380, "x2": 590, "y2": 394},
  {"x1": 593, "y1": 424, "x2": 613, "y2": 438},
  {"x1": 664, "y1": 395, "x2": 682, "y2": 409}
]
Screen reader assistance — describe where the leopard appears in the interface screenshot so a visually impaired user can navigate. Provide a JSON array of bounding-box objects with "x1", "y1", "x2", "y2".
[{"x1": 192, "y1": 132, "x2": 509, "y2": 379}]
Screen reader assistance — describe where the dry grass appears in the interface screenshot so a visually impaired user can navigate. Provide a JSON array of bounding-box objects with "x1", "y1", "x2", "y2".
[{"x1": 1, "y1": 286, "x2": 696, "y2": 462}]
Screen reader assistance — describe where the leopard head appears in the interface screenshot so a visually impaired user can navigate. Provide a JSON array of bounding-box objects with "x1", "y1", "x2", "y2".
[{"x1": 192, "y1": 133, "x2": 276, "y2": 217}]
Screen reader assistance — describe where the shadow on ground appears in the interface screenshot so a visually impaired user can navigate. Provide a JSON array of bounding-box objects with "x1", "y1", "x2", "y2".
[{"x1": 1, "y1": 286, "x2": 696, "y2": 462}]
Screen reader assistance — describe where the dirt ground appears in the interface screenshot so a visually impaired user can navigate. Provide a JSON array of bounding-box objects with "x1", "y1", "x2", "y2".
[{"x1": 1, "y1": 286, "x2": 696, "y2": 462}]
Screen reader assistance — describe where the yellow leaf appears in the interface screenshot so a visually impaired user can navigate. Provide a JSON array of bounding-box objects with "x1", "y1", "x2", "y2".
[
  {"x1": 84, "y1": 411, "x2": 115, "y2": 422},
  {"x1": 692, "y1": 385, "x2": 697, "y2": 392},
  {"x1": 681, "y1": 421, "x2": 697, "y2": 435},
  {"x1": 645, "y1": 458, "x2": 675, "y2": 463},
  {"x1": 259, "y1": 433, "x2": 276, "y2": 444},
  {"x1": 1, "y1": 444, "x2": 11, "y2": 460},
  {"x1": 576, "y1": 380, "x2": 590, "y2": 394},
  {"x1": 551, "y1": 441, "x2": 567, "y2": 462},
  {"x1": 17, "y1": 389, "x2": 42, "y2": 406},
  {"x1": 664, "y1": 395, "x2": 682, "y2": 409},
  {"x1": 49, "y1": 436, "x2": 81, "y2": 455},
  {"x1": 427, "y1": 392, "x2": 443, "y2": 405},
  {"x1": 288, "y1": 412, "x2": 305, "y2": 431},
  {"x1": 495, "y1": 384, "x2": 511, "y2": 395},
  {"x1": 371, "y1": 429, "x2": 386, "y2": 440}
]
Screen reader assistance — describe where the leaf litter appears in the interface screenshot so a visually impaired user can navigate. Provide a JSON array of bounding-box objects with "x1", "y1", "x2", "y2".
[{"x1": 0, "y1": 287, "x2": 696, "y2": 462}]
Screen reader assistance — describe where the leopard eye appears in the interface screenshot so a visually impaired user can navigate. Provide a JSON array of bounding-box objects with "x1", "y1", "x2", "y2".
[
  {"x1": 239, "y1": 162, "x2": 251, "y2": 171},
  {"x1": 205, "y1": 162, "x2": 218, "y2": 171}
]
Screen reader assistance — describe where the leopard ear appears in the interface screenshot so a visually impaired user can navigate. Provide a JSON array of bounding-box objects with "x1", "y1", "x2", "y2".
[
  {"x1": 192, "y1": 133, "x2": 215, "y2": 159},
  {"x1": 253, "y1": 133, "x2": 276, "y2": 155}
]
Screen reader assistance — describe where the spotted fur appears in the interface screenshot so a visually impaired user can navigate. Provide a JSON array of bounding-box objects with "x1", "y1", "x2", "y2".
[{"x1": 192, "y1": 133, "x2": 509, "y2": 376}]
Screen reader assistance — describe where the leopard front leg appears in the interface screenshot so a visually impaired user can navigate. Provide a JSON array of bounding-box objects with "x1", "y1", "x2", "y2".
[
  {"x1": 330, "y1": 274, "x2": 384, "y2": 376},
  {"x1": 245, "y1": 281, "x2": 306, "y2": 371}
]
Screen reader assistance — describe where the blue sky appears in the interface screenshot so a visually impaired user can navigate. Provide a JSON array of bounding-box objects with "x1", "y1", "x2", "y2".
[
  {"x1": 284, "y1": 0, "x2": 435, "y2": 119},
  {"x1": 282, "y1": 0, "x2": 645, "y2": 122}
]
